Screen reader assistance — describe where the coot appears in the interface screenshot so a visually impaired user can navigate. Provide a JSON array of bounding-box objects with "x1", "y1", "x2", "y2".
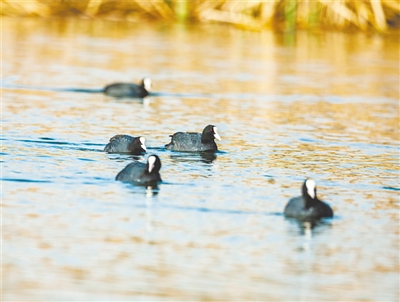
[
  {"x1": 284, "y1": 179, "x2": 333, "y2": 221},
  {"x1": 165, "y1": 125, "x2": 221, "y2": 152},
  {"x1": 116, "y1": 154, "x2": 162, "y2": 185},
  {"x1": 103, "y1": 77, "x2": 152, "y2": 98},
  {"x1": 104, "y1": 135, "x2": 146, "y2": 155}
]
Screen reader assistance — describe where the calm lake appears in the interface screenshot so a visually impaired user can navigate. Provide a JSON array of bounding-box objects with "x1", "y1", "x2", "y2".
[{"x1": 2, "y1": 18, "x2": 399, "y2": 301}]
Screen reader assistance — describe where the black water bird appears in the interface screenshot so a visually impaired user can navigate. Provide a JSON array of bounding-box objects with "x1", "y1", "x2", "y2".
[
  {"x1": 284, "y1": 179, "x2": 333, "y2": 221},
  {"x1": 116, "y1": 154, "x2": 162, "y2": 185},
  {"x1": 165, "y1": 125, "x2": 221, "y2": 152},
  {"x1": 104, "y1": 135, "x2": 146, "y2": 155},
  {"x1": 103, "y1": 77, "x2": 152, "y2": 98}
]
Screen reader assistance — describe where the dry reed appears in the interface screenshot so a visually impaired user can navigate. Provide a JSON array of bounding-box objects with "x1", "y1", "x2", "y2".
[{"x1": 1, "y1": 0, "x2": 399, "y2": 32}]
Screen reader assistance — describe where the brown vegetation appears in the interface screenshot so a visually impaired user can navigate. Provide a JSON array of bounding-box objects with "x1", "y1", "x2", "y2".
[{"x1": 1, "y1": 0, "x2": 399, "y2": 32}]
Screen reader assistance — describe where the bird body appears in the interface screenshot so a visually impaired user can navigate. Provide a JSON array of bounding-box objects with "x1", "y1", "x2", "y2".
[
  {"x1": 116, "y1": 155, "x2": 161, "y2": 185},
  {"x1": 104, "y1": 78, "x2": 151, "y2": 98},
  {"x1": 284, "y1": 179, "x2": 333, "y2": 221},
  {"x1": 165, "y1": 125, "x2": 221, "y2": 152},
  {"x1": 104, "y1": 135, "x2": 146, "y2": 154},
  {"x1": 284, "y1": 196, "x2": 333, "y2": 220}
]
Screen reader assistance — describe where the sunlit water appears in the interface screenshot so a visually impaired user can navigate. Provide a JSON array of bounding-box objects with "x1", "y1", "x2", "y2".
[{"x1": 2, "y1": 19, "x2": 399, "y2": 301}]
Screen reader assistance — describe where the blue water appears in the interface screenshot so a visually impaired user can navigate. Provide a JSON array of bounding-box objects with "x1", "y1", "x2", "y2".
[{"x1": 2, "y1": 19, "x2": 399, "y2": 301}]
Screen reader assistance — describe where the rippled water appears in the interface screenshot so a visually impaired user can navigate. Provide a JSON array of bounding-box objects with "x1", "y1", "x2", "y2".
[{"x1": 3, "y1": 19, "x2": 399, "y2": 301}]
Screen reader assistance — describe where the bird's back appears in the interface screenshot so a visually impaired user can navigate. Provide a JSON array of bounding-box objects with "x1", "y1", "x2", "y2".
[
  {"x1": 115, "y1": 161, "x2": 145, "y2": 182},
  {"x1": 104, "y1": 83, "x2": 145, "y2": 98},
  {"x1": 284, "y1": 196, "x2": 304, "y2": 218},
  {"x1": 284, "y1": 196, "x2": 333, "y2": 220},
  {"x1": 104, "y1": 135, "x2": 133, "y2": 153},
  {"x1": 166, "y1": 132, "x2": 216, "y2": 151}
]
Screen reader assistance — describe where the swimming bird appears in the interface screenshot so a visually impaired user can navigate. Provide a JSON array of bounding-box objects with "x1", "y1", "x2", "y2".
[
  {"x1": 104, "y1": 135, "x2": 146, "y2": 155},
  {"x1": 165, "y1": 125, "x2": 221, "y2": 152},
  {"x1": 116, "y1": 154, "x2": 162, "y2": 185},
  {"x1": 103, "y1": 77, "x2": 152, "y2": 98},
  {"x1": 284, "y1": 179, "x2": 333, "y2": 220}
]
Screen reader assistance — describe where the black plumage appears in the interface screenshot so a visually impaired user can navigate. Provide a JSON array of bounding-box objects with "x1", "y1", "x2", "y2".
[
  {"x1": 284, "y1": 179, "x2": 333, "y2": 221},
  {"x1": 165, "y1": 125, "x2": 221, "y2": 152},
  {"x1": 104, "y1": 135, "x2": 146, "y2": 155},
  {"x1": 116, "y1": 155, "x2": 162, "y2": 185},
  {"x1": 103, "y1": 77, "x2": 151, "y2": 98}
]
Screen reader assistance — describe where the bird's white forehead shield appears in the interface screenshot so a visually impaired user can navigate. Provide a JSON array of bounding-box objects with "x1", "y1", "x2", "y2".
[
  {"x1": 143, "y1": 78, "x2": 152, "y2": 91},
  {"x1": 148, "y1": 156, "x2": 156, "y2": 172},
  {"x1": 306, "y1": 179, "x2": 316, "y2": 198},
  {"x1": 139, "y1": 137, "x2": 147, "y2": 151},
  {"x1": 213, "y1": 127, "x2": 221, "y2": 141}
]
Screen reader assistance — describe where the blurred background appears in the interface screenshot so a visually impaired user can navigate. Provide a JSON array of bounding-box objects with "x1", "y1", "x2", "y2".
[
  {"x1": 2, "y1": 0, "x2": 400, "y2": 32},
  {"x1": 2, "y1": 0, "x2": 399, "y2": 301}
]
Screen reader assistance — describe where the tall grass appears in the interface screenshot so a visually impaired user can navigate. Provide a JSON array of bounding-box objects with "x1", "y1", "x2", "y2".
[{"x1": 1, "y1": 0, "x2": 399, "y2": 32}]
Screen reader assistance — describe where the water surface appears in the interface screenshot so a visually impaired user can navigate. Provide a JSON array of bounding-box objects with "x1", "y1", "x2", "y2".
[{"x1": 2, "y1": 19, "x2": 399, "y2": 301}]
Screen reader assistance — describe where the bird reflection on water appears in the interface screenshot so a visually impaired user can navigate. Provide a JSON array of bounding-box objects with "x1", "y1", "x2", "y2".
[
  {"x1": 169, "y1": 151, "x2": 217, "y2": 164},
  {"x1": 121, "y1": 182, "x2": 160, "y2": 195},
  {"x1": 105, "y1": 154, "x2": 145, "y2": 162},
  {"x1": 286, "y1": 218, "x2": 334, "y2": 237}
]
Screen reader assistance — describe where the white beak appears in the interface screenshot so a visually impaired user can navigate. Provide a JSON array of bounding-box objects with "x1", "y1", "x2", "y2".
[
  {"x1": 143, "y1": 78, "x2": 152, "y2": 92},
  {"x1": 213, "y1": 127, "x2": 221, "y2": 141},
  {"x1": 306, "y1": 179, "x2": 316, "y2": 199},
  {"x1": 148, "y1": 156, "x2": 156, "y2": 173},
  {"x1": 139, "y1": 137, "x2": 147, "y2": 151}
]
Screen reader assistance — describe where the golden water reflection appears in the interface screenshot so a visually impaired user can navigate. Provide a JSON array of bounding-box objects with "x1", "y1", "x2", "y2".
[{"x1": 2, "y1": 18, "x2": 399, "y2": 301}]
